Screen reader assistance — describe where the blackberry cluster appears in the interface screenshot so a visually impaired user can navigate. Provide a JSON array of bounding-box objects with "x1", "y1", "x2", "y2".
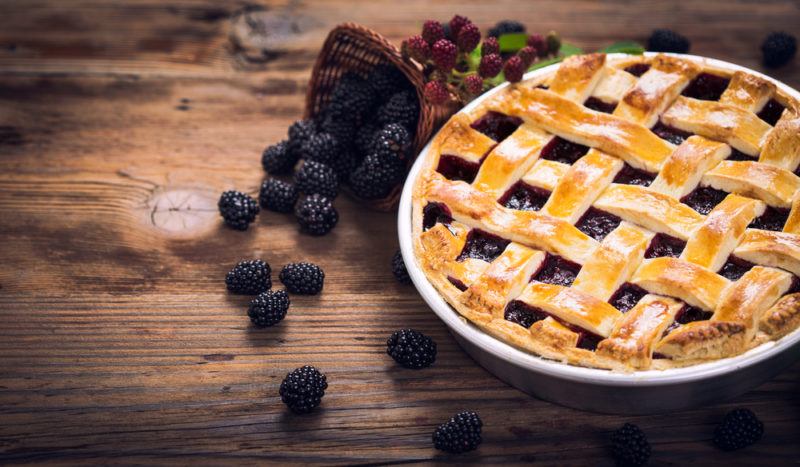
[
  {"x1": 647, "y1": 29, "x2": 691, "y2": 53},
  {"x1": 259, "y1": 178, "x2": 298, "y2": 213},
  {"x1": 218, "y1": 190, "x2": 259, "y2": 231},
  {"x1": 713, "y1": 408, "x2": 763, "y2": 451},
  {"x1": 279, "y1": 365, "x2": 328, "y2": 414},
  {"x1": 611, "y1": 423, "x2": 651, "y2": 467},
  {"x1": 762, "y1": 32, "x2": 796, "y2": 68},
  {"x1": 386, "y1": 329, "x2": 437, "y2": 369},
  {"x1": 261, "y1": 140, "x2": 296, "y2": 175},
  {"x1": 301, "y1": 132, "x2": 339, "y2": 165},
  {"x1": 432, "y1": 411, "x2": 483, "y2": 453},
  {"x1": 279, "y1": 262, "x2": 325, "y2": 295},
  {"x1": 371, "y1": 123, "x2": 412, "y2": 161},
  {"x1": 391, "y1": 250, "x2": 412, "y2": 284},
  {"x1": 330, "y1": 148, "x2": 361, "y2": 181},
  {"x1": 295, "y1": 160, "x2": 338, "y2": 199},
  {"x1": 370, "y1": 64, "x2": 411, "y2": 100},
  {"x1": 488, "y1": 20, "x2": 526, "y2": 38},
  {"x1": 248, "y1": 290, "x2": 290, "y2": 327},
  {"x1": 287, "y1": 119, "x2": 317, "y2": 159},
  {"x1": 377, "y1": 91, "x2": 419, "y2": 130},
  {"x1": 349, "y1": 153, "x2": 406, "y2": 200},
  {"x1": 295, "y1": 194, "x2": 338, "y2": 236},
  {"x1": 226, "y1": 260, "x2": 271, "y2": 294}
]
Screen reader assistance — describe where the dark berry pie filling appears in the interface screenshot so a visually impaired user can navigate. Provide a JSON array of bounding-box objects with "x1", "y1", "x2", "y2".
[
  {"x1": 456, "y1": 229, "x2": 510, "y2": 263},
  {"x1": 749, "y1": 206, "x2": 789, "y2": 232},
  {"x1": 624, "y1": 63, "x2": 650, "y2": 77},
  {"x1": 448, "y1": 276, "x2": 468, "y2": 291},
  {"x1": 422, "y1": 202, "x2": 453, "y2": 231},
  {"x1": 532, "y1": 254, "x2": 581, "y2": 287},
  {"x1": 681, "y1": 186, "x2": 728, "y2": 215},
  {"x1": 583, "y1": 97, "x2": 617, "y2": 114},
  {"x1": 504, "y1": 300, "x2": 548, "y2": 328},
  {"x1": 718, "y1": 256, "x2": 755, "y2": 281},
  {"x1": 609, "y1": 283, "x2": 648, "y2": 313},
  {"x1": 436, "y1": 154, "x2": 484, "y2": 183},
  {"x1": 756, "y1": 99, "x2": 785, "y2": 126},
  {"x1": 540, "y1": 136, "x2": 590, "y2": 165},
  {"x1": 681, "y1": 73, "x2": 730, "y2": 101},
  {"x1": 471, "y1": 111, "x2": 523, "y2": 142},
  {"x1": 727, "y1": 148, "x2": 756, "y2": 161},
  {"x1": 645, "y1": 233, "x2": 686, "y2": 259},
  {"x1": 499, "y1": 182, "x2": 550, "y2": 211},
  {"x1": 651, "y1": 121, "x2": 693, "y2": 145},
  {"x1": 575, "y1": 207, "x2": 622, "y2": 241},
  {"x1": 613, "y1": 163, "x2": 656, "y2": 187},
  {"x1": 663, "y1": 304, "x2": 712, "y2": 335}
]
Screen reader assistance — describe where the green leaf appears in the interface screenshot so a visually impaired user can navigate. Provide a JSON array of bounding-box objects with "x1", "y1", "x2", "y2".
[
  {"x1": 559, "y1": 43, "x2": 583, "y2": 57},
  {"x1": 527, "y1": 56, "x2": 564, "y2": 72},
  {"x1": 599, "y1": 41, "x2": 645, "y2": 55},
  {"x1": 497, "y1": 33, "x2": 528, "y2": 52}
]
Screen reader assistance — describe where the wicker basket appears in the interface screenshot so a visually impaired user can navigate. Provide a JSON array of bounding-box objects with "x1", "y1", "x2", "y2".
[{"x1": 305, "y1": 22, "x2": 459, "y2": 211}]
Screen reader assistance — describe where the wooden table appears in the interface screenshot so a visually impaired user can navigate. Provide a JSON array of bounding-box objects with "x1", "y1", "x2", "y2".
[{"x1": 1, "y1": 1, "x2": 799, "y2": 464}]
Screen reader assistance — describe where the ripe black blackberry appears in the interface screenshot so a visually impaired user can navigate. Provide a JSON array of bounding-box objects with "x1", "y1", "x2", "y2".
[
  {"x1": 295, "y1": 194, "x2": 338, "y2": 236},
  {"x1": 330, "y1": 149, "x2": 362, "y2": 181},
  {"x1": 295, "y1": 160, "x2": 338, "y2": 199},
  {"x1": 488, "y1": 20, "x2": 526, "y2": 38},
  {"x1": 611, "y1": 423, "x2": 651, "y2": 467},
  {"x1": 376, "y1": 90, "x2": 420, "y2": 131},
  {"x1": 647, "y1": 29, "x2": 690, "y2": 53},
  {"x1": 279, "y1": 262, "x2": 325, "y2": 295},
  {"x1": 349, "y1": 152, "x2": 406, "y2": 200},
  {"x1": 355, "y1": 122, "x2": 379, "y2": 155},
  {"x1": 432, "y1": 411, "x2": 482, "y2": 453},
  {"x1": 218, "y1": 190, "x2": 259, "y2": 231},
  {"x1": 287, "y1": 119, "x2": 317, "y2": 159},
  {"x1": 391, "y1": 250, "x2": 412, "y2": 284},
  {"x1": 387, "y1": 329, "x2": 436, "y2": 369},
  {"x1": 713, "y1": 408, "x2": 764, "y2": 451},
  {"x1": 319, "y1": 108, "x2": 356, "y2": 146},
  {"x1": 279, "y1": 365, "x2": 328, "y2": 414},
  {"x1": 248, "y1": 290, "x2": 290, "y2": 327},
  {"x1": 369, "y1": 64, "x2": 410, "y2": 100},
  {"x1": 301, "y1": 131, "x2": 340, "y2": 165},
  {"x1": 259, "y1": 178, "x2": 298, "y2": 213},
  {"x1": 329, "y1": 72, "x2": 377, "y2": 118},
  {"x1": 371, "y1": 123, "x2": 412, "y2": 161},
  {"x1": 261, "y1": 140, "x2": 297, "y2": 175},
  {"x1": 762, "y1": 32, "x2": 797, "y2": 68},
  {"x1": 226, "y1": 259, "x2": 271, "y2": 294}
]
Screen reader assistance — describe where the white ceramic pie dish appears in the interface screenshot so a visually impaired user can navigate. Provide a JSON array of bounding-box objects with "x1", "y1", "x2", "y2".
[{"x1": 398, "y1": 52, "x2": 800, "y2": 414}]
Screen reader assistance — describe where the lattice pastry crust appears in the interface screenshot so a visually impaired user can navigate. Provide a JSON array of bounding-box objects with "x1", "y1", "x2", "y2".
[{"x1": 412, "y1": 53, "x2": 800, "y2": 371}]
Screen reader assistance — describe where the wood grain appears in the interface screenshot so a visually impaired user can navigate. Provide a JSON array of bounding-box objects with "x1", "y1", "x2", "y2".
[{"x1": 1, "y1": 0, "x2": 799, "y2": 464}]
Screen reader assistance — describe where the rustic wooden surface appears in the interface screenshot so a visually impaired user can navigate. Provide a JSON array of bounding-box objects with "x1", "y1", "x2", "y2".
[{"x1": 1, "y1": 0, "x2": 799, "y2": 464}]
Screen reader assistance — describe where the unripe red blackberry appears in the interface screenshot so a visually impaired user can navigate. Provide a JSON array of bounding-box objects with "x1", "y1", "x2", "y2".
[
  {"x1": 405, "y1": 35, "x2": 430, "y2": 62},
  {"x1": 457, "y1": 23, "x2": 481, "y2": 52},
  {"x1": 478, "y1": 53, "x2": 503, "y2": 78},
  {"x1": 424, "y1": 81, "x2": 450, "y2": 105},
  {"x1": 481, "y1": 37, "x2": 500, "y2": 57},
  {"x1": 503, "y1": 56, "x2": 525, "y2": 83},
  {"x1": 464, "y1": 75, "x2": 484, "y2": 95},
  {"x1": 518, "y1": 46, "x2": 536, "y2": 68},
  {"x1": 449, "y1": 15, "x2": 471, "y2": 39},
  {"x1": 527, "y1": 33, "x2": 547, "y2": 56},
  {"x1": 422, "y1": 20, "x2": 445, "y2": 45},
  {"x1": 431, "y1": 39, "x2": 457, "y2": 72}
]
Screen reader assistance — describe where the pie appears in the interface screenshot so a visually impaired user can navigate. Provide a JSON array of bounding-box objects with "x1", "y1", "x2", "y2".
[{"x1": 411, "y1": 53, "x2": 800, "y2": 371}]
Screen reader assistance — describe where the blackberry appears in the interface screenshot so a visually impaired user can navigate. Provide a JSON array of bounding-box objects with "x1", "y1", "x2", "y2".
[
  {"x1": 330, "y1": 148, "x2": 361, "y2": 181},
  {"x1": 448, "y1": 15, "x2": 471, "y2": 40},
  {"x1": 350, "y1": 153, "x2": 405, "y2": 200},
  {"x1": 424, "y1": 80, "x2": 450, "y2": 105},
  {"x1": 488, "y1": 20, "x2": 526, "y2": 38},
  {"x1": 647, "y1": 29, "x2": 690, "y2": 53},
  {"x1": 422, "y1": 20, "x2": 445, "y2": 45},
  {"x1": 387, "y1": 329, "x2": 436, "y2": 369},
  {"x1": 319, "y1": 108, "x2": 356, "y2": 146},
  {"x1": 287, "y1": 119, "x2": 317, "y2": 159},
  {"x1": 248, "y1": 290, "x2": 289, "y2": 327},
  {"x1": 376, "y1": 90, "x2": 419, "y2": 131},
  {"x1": 432, "y1": 411, "x2": 482, "y2": 453},
  {"x1": 355, "y1": 122, "x2": 379, "y2": 155},
  {"x1": 762, "y1": 32, "x2": 797, "y2": 68},
  {"x1": 405, "y1": 35, "x2": 430, "y2": 62},
  {"x1": 464, "y1": 75, "x2": 484, "y2": 96},
  {"x1": 279, "y1": 365, "x2": 328, "y2": 414},
  {"x1": 431, "y1": 39, "x2": 458, "y2": 72},
  {"x1": 503, "y1": 55, "x2": 525, "y2": 83},
  {"x1": 611, "y1": 423, "x2": 651, "y2": 467},
  {"x1": 456, "y1": 23, "x2": 481, "y2": 53},
  {"x1": 479, "y1": 53, "x2": 503, "y2": 79},
  {"x1": 295, "y1": 160, "x2": 338, "y2": 198},
  {"x1": 369, "y1": 64, "x2": 409, "y2": 100},
  {"x1": 279, "y1": 262, "x2": 325, "y2": 295},
  {"x1": 295, "y1": 194, "x2": 338, "y2": 236},
  {"x1": 330, "y1": 72, "x2": 376, "y2": 115},
  {"x1": 261, "y1": 140, "x2": 297, "y2": 175},
  {"x1": 259, "y1": 178, "x2": 298, "y2": 213},
  {"x1": 218, "y1": 190, "x2": 259, "y2": 231},
  {"x1": 225, "y1": 259, "x2": 271, "y2": 294},
  {"x1": 713, "y1": 408, "x2": 764, "y2": 451},
  {"x1": 301, "y1": 131, "x2": 340, "y2": 165},
  {"x1": 391, "y1": 250, "x2": 412, "y2": 284},
  {"x1": 371, "y1": 123, "x2": 412, "y2": 161}
]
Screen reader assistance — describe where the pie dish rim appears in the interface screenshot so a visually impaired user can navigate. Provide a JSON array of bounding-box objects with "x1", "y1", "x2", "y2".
[{"x1": 398, "y1": 52, "x2": 800, "y2": 385}]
